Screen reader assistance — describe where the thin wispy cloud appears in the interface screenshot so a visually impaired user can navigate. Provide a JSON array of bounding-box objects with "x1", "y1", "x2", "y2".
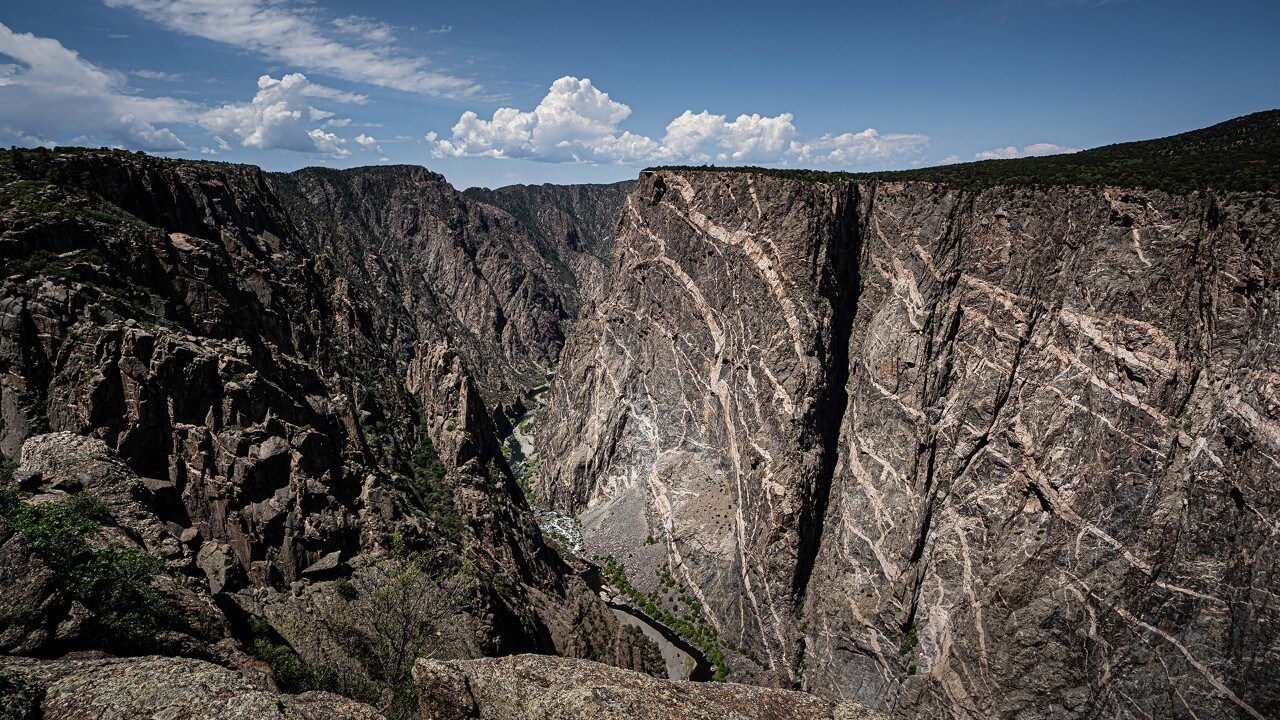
[
  {"x1": 331, "y1": 15, "x2": 397, "y2": 45},
  {"x1": 131, "y1": 69, "x2": 183, "y2": 81},
  {"x1": 103, "y1": 0, "x2": 478, "y2": 97},
  {"x1": 429, "y1": 76, "x2": 929, "y2": 167}
]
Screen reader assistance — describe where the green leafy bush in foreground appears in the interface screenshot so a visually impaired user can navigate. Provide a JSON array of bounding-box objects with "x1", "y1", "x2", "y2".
[{"x1": 0, "y1": 465, "x2": 181, "y2": 651}]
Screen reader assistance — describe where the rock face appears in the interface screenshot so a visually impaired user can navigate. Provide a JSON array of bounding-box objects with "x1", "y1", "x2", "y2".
[
  {"x1": 536, "y1": 168, "x2": 1280, "y2": 718},
  {"x1": 19, "y1": 432, "x2": 189, "y2": 562},
  {"x1": 0, "y1": 654, "x2": 382, "y2": 720},
  {"x1": 2, "y1": 432, "x2": 228, "y2": 657},
  {"x1": 0, "y1": 149, "x2": 652, "y2": 686},
  {"x1": 464, "y1": 180, "x2": 636, "y2": 317},
  {"x1": 4, "y1": 115, "x2": 1278, "y2": 719},
  {"x1": 0, "y1": 514, "x2": 65, "y2": 655},
  {"x1": 412, "y1": 654, "x2": 885, "y2": 720},
  {"x1": 271, "y1": 167, "x2": 622, "y2": 415}
]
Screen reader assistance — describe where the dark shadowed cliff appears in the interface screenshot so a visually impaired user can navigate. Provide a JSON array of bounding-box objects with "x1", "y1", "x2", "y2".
[
  {"x1": 464, "y1": 180, "x2": 636, "y2": 316},
  {"x1": 0, "y1": 149, "x2": 652, "y2": 716}
]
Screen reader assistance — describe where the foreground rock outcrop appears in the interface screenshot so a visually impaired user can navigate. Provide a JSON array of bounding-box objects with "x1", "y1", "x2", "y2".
[
  {"x1": 1, "y1": 432, "x2": 229, "y2": 657},
  {"x1": 536, "y1": 156, "x2": 1280, "y2": 717},
  {"x1": 0, "y1": 654, "x2": 382, "y2": 720},
  {"x1": 413, "y1": 654, "x2": 885, "y2": 720}
]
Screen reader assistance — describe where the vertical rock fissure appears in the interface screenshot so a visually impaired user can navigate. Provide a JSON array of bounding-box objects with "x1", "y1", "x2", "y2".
[
  {"x1": 902, "y1": 197, "x2": 970, "y2": 636},
  {"x1": 791, "y1": 184, "x2": 864, "y2": 605}
]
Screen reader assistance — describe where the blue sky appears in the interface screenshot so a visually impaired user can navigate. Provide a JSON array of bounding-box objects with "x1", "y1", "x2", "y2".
[{"x1": 1, "y1": 0, "x2": 1277, "y2": 189}]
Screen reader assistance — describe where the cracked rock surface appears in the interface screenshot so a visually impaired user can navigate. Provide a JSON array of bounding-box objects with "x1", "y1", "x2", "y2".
[
  {"x1": 536, "y1": 169, "x2": 1280, "y2": 718},
  {"x1": 413, "y1": 654, "x2": 886, "y2": 720},
  {"x1": 0, "y1": 654, "x2": 382, "y2": 719}
]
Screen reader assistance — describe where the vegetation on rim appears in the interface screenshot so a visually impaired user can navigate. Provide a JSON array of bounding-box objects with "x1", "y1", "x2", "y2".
[{"x1": 650, "y1": 110, "x2": 1280, "y2": 194}]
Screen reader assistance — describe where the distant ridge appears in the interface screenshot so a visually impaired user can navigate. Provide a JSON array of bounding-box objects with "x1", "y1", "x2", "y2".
[{"x1": 650, "y1": 110, "x2": 1280, "y2": 193}]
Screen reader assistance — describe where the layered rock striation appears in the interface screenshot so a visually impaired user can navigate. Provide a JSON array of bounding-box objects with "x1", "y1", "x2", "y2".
[{"x1": 3, "y1": 112, "x2": 1278, "y2": 719}]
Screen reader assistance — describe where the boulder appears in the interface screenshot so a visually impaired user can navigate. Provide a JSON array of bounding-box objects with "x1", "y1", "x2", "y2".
[
  {"x1": 413, "y1": 654, "x2": 885, "y2": 720},
  {"x1": 0, "y1": 655, "x2": 382, "y2": 720}
]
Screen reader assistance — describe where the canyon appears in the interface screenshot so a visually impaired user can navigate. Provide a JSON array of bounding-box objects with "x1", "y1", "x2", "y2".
[{"x1": 1, "y1": 111, "x2": 1278, "y2": 719}]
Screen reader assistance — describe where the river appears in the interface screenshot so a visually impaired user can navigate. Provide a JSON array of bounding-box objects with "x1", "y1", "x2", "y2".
[{"x1": 500, "y1": 380, "x2": 709, "y2": 681}]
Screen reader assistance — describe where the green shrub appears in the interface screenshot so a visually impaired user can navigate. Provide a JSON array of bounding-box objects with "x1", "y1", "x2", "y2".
[
  {"x1": 250, "y1": 635, "x2": 313, "y2": 690},
  {"x1": 900, "y1": 624, "x2": 919, "y2": 655},
  {"x1": 335, "y1": 577, "x2": 359, "y2": 601},
  {"x1": 243, "y1": 616, "x2": 382, "y2": 706},
  {"x1": 0, "y1": 486, "x2": 181, "y2": 651},
  {"x1": 602, "y1": 556, "x2": 731, "y2": 680},
  {"x1": 407, "y1": 421, "x2": 464, "y2": 542}
]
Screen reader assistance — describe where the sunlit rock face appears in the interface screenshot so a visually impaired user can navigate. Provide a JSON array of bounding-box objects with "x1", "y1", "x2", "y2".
[{"x1": 537, "y1": 168, "x2": 1280, "y2": 719}]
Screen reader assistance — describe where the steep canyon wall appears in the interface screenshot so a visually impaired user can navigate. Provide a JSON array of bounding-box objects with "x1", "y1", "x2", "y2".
[{"x1": 536, "y1": 169, "x2": 1279, "y2": 718}]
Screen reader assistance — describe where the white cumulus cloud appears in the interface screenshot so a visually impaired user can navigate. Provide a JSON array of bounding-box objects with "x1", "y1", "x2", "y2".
[
  {"x1": 434, "y1": 77, "x2": 635, "y2": 162},
  {"x1": 200, "y1": 73, "x2": 356, "y2": 157},
  {"x1": 0, "y1": 24, "x2": 379, "y2": 159},
  {"x1": 431, "y1": 76, "x2": 928, "y2": 168},
  {"x1": 974, "y1": 142, "x2": 1078, "y2": 160},
  {"x1": 0, "y1": 124, "x2": 56, "y2": 149},
  {"x1": 354, "y1": 133, "x2": 382, "y2": 153},
  {"x1": 660, "y1": 111, "x2": 799, "y2": 164},
  {"x1": 789, "y1": 129, "x2": 930, "y2": 166},
  {"x1": 104, "y1": 0, "x2": 477, "y2": 97}
]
